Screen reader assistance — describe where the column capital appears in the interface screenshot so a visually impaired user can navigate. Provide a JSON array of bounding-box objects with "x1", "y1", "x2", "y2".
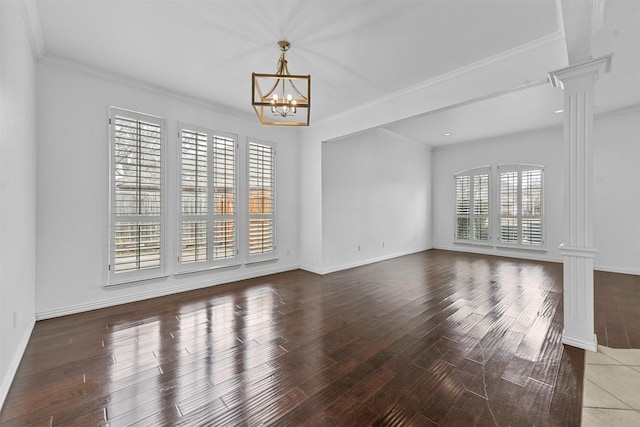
[{"x1": 548, "y1": 54, "x2": 613, "y2": 89}]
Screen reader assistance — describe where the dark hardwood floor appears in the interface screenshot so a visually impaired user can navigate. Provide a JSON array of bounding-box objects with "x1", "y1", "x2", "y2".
[
  {"x1": 594, "y1": 270, "x2": 640, "y2": 349},
  {"x1": 1, "y1": 250, "x2": 638, "y2": 426}
]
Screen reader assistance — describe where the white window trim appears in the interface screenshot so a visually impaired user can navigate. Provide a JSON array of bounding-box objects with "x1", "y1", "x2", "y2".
[
  {"x1": 107, "y1": 107, "x2": 166, "y2": 286},
  {"x1": 177, "y1": 123, "x2": 240, "y2": 274},
  {"x1": 246, "y1": 138, "x2": 278, "y2": 264},
  {"x1": 454, "y1": 165, "x2": 492, "y2": 246},
  {"x1": 496, "y1": 163, "x2": 545, "y2": 251}
]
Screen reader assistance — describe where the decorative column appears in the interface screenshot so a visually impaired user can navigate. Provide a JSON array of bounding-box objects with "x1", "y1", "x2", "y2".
[{"x1": 548, "y1": 54, "x2": 612, "y2": 351}]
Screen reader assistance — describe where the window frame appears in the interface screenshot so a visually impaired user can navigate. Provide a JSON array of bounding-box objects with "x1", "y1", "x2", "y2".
[
  {"x1": 108, "y1": 107, "x2": 166, "y2": 286},
  {"x1": 177, "y1": 123, "x2": 240, "y2": 273},
  {"x1": 246, "y1": 138, "x2": 277, "y2": 264},
  {"x1": 496, "y1": 163, "x2": 545, "y2": 250},
  {"x1": 454, "y1": 166, "x2": 492, "y2": 246}
]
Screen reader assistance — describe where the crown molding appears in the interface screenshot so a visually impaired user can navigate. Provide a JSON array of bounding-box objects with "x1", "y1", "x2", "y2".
[
  {"x1": 19, "y1": 0, "x2": 44, "y2": 60},
  {"x1": 39, "y1": 54, "x2": 255, "y2": 121},
  {"x1": 314, "y1": 31, "x2": 566, "y2": 127}
]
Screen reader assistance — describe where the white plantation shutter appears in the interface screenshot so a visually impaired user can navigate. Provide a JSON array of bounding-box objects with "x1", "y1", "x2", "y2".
[
  {"x1": 499, "y1": 171, "x2": 518, "y2": 243},
  {"x1": 498, "y1": 164, "x2": 544, "y2": 247},
  {"x1": 521, "y1": 168, "x2": 543, "y2": 245},
  {"x1": 473, "y1": 174, "x2": 490, "y2": 241},
  {"x1": 248, "y1": 140, "x2": 276, "y2": 261},
  {"x1": 455, "y1": 175, "x2": 471, "y2": 240},
  {"x1": 211, "y1": 134, "x2": 237, "y2": 261},
  {"x1": 109, "y1": 108, "x2": 165, "y2": 284},
  {"x1": 454, "y1": 167, "x2": 490, "y2": 244},
  {"x1": 180, "y1": 129, "x2": 208, "y2": 264},
  {"x1": 178, "y1": 125, "x2": 238, "y2": 272}
]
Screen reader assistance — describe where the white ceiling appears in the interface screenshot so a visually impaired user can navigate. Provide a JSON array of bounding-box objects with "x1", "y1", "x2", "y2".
[{"x1": 33, "y1": 0, "x2": 640, "y2": 146}]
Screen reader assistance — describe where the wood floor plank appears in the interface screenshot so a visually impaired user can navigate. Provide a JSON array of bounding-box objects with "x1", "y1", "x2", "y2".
[{"x1": 1, "y1": 250, "x2": 637, "y2": 426}]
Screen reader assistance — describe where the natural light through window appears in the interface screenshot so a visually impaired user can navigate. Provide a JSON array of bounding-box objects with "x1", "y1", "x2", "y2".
[{"x1": 109, "y1": 108, "x2": 165, "y2": 284}]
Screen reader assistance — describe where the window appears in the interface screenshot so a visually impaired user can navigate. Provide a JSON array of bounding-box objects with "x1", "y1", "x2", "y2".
[
  {"x1": 498, "y1": 164, "x2": 544, "y2": 247},
  {"x1": 247, "y1": 140, "x2": 276, "y2": 262},
  {"x1": 178, "y1": 125, "x2": 238, "y2": 272},
  {"x1": 109, "y1": 108, "x2": 165, "y2": 284},
  {"x1": 455, "y1": 167, "x2": 491, "y2": 244}
]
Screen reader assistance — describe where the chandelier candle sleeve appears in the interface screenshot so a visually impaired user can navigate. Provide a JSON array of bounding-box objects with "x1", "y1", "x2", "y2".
[{"x1": 252, "y1": 40, "x2": 311, "y2": 126}]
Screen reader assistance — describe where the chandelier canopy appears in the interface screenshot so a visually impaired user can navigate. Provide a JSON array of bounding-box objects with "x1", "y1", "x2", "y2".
[{"x1": 252, "y1": 40, "x2": 311, "y2": 126}]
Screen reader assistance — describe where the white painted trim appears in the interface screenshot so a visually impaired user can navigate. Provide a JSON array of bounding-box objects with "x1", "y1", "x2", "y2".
[
  {"x1": 548, "y1": 54, "x2": 613, "y2": 89},
  {"x1": 402, "y1": 246, "x2": 640, "y2": 278},
  {"x1": 38, "y1": 54, "x2": 256, "y2": 122},
  {"x1": 325, "y1": 78, "x2": 551, "y2": 146},
  {"x1": 0, "y1": 315, "x2": 36, "y2": 411},
  {"x1": 432, "y1": 244, "x2": 562, "y2": 264},
  {"x1": 245, "y1": 138, "x2": 278, "y2": 265},
  {"x1": 320, "y1": 247, "x2": 431, "y2": 275},
  {"x1": 562, "y1": 331, "x2": 597, "y2": 352},
  {"x1": 594, "y1": 265, "x2": 640, "y2": 276},
  {"x1": 559, "y1": 244, "x2": 598, "y2": 258},
  {"x1": 19, "y1": 0, "x2": 44, "y2": 60},
  {"x1": 554, "y1": 0, "x2": 567, "y2": 54},
  {"x1": 36, "y1": 264, "x2": 299, "y2": 320},
  {"x1": 306, "y1": 247, "x2": 639, "y2": 278},
  {"x1": 454, "y1": 241, "x2": 494, "y2": 248},
  {"x1": 315, "y1": 31, "x2": 565, "y2": 127},
  {"x1": 175, "y1": 124, "x2": 241, "y2": 273},
  {"x1": 298, "y1": 264, "x2": 323, "y2": 275},
  {"x1": 108, "y1": 107, "x2": 167, "y2": 286}
]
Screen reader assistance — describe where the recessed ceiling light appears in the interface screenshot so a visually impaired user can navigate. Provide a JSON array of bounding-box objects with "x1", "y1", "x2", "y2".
[
  {"x1": 554, "y1": 109, "x2": 564, "y2": 114},
  {"x1": 443, "y1": 132, "x2": 452, "y2": 136}
]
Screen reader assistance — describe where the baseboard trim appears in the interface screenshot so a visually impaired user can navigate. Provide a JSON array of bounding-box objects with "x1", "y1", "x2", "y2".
[
  {"x1": 432, "y1": 244, "x2": 561, "y2": 264},
  {"x1": 0, "y1": 315, "x2": 36, "y2": 411},
  {"x1": 433, "y1": 245, "x2": 640, "y2": 277},
  {"x1": 321, "y1": 247, "x2": 432, "y2": 275},
  {"x1": 562, "y1": 332, "x2": 598, "y2": 352},
  {"x1": 298, "y1": 264, "x2": 323, "y2": 275},
  {"x1": 36, "y1": 264, "x2": 300, "y2": 320},
  {"x1": 594, "y1": 264, "x2": 640, "y2": 276}
]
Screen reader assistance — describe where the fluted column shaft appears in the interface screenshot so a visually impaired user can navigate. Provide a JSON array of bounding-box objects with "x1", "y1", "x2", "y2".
[{"x1": 549, "y1": 55, "x2": 611, "y2": 351}]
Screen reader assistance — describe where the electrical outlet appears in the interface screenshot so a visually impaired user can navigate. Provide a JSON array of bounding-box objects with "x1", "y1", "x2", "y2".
[
  {"x1": 382, "y1": 242, "x2": 385, "y2": 248},
  {"x1": 358, "y1": 245, "x2": 361, "y2": 252},
  {"x1": 286, "y1": 248, "x2": 290, "y2": 255}
]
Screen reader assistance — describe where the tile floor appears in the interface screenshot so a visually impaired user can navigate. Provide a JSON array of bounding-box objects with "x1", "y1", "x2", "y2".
[{"x1": 582, "y1": 345, "x2": 640, "y2": 426}]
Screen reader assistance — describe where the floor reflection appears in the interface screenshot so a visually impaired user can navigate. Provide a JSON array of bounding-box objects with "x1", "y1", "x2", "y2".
[{"x1": 3, "y1": 251, "x2": 637, "y2": 426}]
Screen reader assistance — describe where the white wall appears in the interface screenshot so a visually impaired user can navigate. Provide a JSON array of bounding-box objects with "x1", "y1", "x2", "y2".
[
  {"x1": 593, "y1": 107, "x2": 640, "y2": 274},
  {"x1": 322, "y1": 129, "x2": 431, "y2": 273},
  {"x1": 35, "y1": 60, "x2": 300, "y2": 318},
  {"x1": 432, "y1": 125, "x2": 564, "y2": 262},
  {"x1": 0, "y1": 1, "x2": 38, "y2": 408},
  {"x1": 296, "y1": 32, "x2": 568, "y2": 275},
  {"x1": 432, "y1": 107, "x2": 640, "y2": 274},
  {"x1": 297, "y1": 136, "x2": 323, "y2": 273}
]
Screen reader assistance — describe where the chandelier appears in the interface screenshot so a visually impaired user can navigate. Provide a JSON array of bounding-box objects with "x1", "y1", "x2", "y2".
[{"x1": 252, "y1": 40, "x2": 311, "y2": 126}]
